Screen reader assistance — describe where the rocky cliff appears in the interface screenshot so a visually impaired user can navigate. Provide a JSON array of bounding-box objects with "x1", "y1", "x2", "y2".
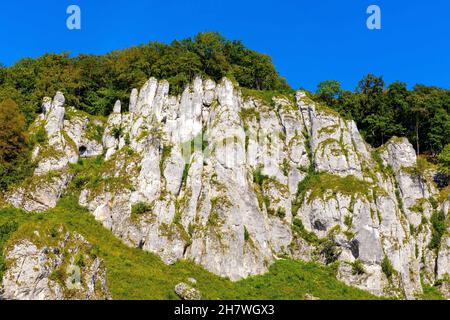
[
  {"x1": 1, "y1": 228, "x2": 110, "y2": 300},
  {"x1": 3, "y1": 77, "x2": 449, "y2": 299}
]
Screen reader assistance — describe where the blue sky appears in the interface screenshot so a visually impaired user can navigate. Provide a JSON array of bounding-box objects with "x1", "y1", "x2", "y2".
[{"x1": 1, "y1": 0, "x2": 449, "y2": 91}]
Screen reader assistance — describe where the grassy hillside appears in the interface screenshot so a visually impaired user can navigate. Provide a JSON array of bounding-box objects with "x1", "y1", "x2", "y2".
[{"x1": 0, "y1": 195, "x2": 380, "y2": 300}]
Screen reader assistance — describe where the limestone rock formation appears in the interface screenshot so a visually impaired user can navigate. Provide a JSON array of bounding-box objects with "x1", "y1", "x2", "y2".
[
  {"x1": 3, "y1": 77, "x2": 449, "y2": 299},
  {"x1": 5, "y1": 93, "x2": 104, "y2": 212},
  {"x1": 1, "y1": 228, "x2": 111, "y2": 300},
  {"x1": 175, "y1": 282, "x2": 202, "y2": 300}
]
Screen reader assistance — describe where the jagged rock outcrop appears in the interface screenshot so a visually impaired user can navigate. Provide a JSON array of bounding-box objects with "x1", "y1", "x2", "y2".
[
  {"x1": 175, "y1": 282, "x2": 202, "y2": 300},
  {"x1": 5, "y1": 94, "x2": 104, "y2": 212},
  {"x1": 3, "y1": 77, "x2": 449, "y2": 299},
  {"x1": 1, "y1": 229, "x2": 110, "y2": 300}
]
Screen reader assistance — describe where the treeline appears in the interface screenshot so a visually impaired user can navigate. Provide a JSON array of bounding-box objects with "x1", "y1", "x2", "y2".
[
  {"x1": 0, "y1": 33, "x2": 448, "y2": 192},
  {"x1": 314, "y1": 75, "x2": 450, "y2": 156},
  {"x1": 0, "y1": 32, "x2": 290, "y2": 123},
  {"x1": 0, "y1": 32, "x2": 290, "y2": 191}
]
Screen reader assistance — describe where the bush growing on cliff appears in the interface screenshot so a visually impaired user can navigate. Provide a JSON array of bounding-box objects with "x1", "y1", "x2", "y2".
[
  {"x1": 0, "y1": 98, "x2": 33, "y2": 191},
  {"x1": 0, "y1": 220, "x2": 19, "y2": 280},
  {"x1": 351, "y1": 259, "x2": 366, "y2": 275},
  {"x1": 292, "y1": 218, "x2": 319, "y2": 244},
  {"x1": 321, "y1": 240, "x2": 341, "y2": 265},
  {"x1": 131, "y1": 202, "x2": 154, "y2": 216},
  {"x1": 429, "y1": 210, "x2": 447, "y2": 251},
  {"x1": 438, "y1": 144, "x2": 450, "y2": 175},
  {"x1": 253, "y1": 165, "x2": 268, "y2": 187},
  {"x1": 381, "y1": 256, "x2": 396, "y2": 279}
]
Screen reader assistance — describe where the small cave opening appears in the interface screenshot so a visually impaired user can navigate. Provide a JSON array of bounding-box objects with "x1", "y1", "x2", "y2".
[
  {"x1": 183, "y1": 243, "x2": 191, "y2": 256},
  {"x1": 350, "y1": 239, "x2": 360, "y2": 259},
  {"x1": 313, "y1": 220, "x2": 327, "y2": 231},
  {"x1": 79, "y1": 145, "x2": 87, "y2": 155}
]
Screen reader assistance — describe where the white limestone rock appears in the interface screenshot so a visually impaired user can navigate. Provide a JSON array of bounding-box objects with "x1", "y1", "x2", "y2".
[
  {"x1": 3, "y1": 77, "x2": 448, "y2": 300},
  {"x1": 175, "y1": 282, "x2": 201, "y2": 300},
  {"x1": 6, "y1": 93, "x2": 79, "y2": 212},
  {"x1": 76, "y1": 78, "x2": 447, "y2": 297},
  {"x1": 1, "y1": 231, "x2": 111, "y2": 300}
]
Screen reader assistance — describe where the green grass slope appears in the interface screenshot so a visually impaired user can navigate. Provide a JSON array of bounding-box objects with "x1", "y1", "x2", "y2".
[{"x1": 0, "y1": 195, "x2": 381, "y2": 300}]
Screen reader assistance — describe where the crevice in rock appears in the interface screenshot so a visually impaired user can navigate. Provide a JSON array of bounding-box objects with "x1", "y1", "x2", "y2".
[
  {"x1": 350, "y1": 239, "x2": 360, "y2": 259},
  {"x1": 313, "y1": 220, "x2": 327, "y2": 232},
  {"x1": 79, "y1": 145, "x2": 87, "y2": 155}
]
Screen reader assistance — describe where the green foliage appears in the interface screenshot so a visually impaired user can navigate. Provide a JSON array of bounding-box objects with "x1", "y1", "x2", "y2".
[
  {"x1": 314, "y1": 75, "x2": 450, "y2": 155},
  {"x1": 292, "y1": 218, "x2": 319, "y2": 244},
  {"x1": 0, "y1": 64, "x2": 5, "y2": 86},
  {"x1": 181, "y1": 164, "x2": 190, "y2": 187},
  {"x1": 344, "y1": 215, "x2": 353, "y2": 229},
  {"x1": 0, "y1": 203, "x2": 378, "y2": 300},
  {"x1": 280, "y1": 159, "x2": 289, "y2": 176},
  {"x1": 0, "y1": 33, "x2": 290, "y2": 123},
  {"x1": 85, "y1": 122, "x2": 105, "y2": 143},
  {"x1": 381, "y1": 256, "x2": 396, "y2": 279},
  {"x1": 131, "y1": 202, "x2": 154, "y2": 217},
  {"x1": 253, "y1": 165, "x2": 268, "y2": 187},
  {"x1": 419, "y1": 284, "x2": 446, "y2": 300},
  {"x1": 403, "y1": 156, "x2": 433, "y2": 179},
  {"x1": 316, "y1": 80, "x2": 342, "y2": 107},
  {"x1": 241, "y1": 88, "x2": 294, "y2": 107},
  {"x1": 293, "y1": 170, "x2": 374, "y2": 210},
  {"x1": 292, "y1": 166, "x2": 317, "y2": 215},
  {"x1": 276, "y1": 207, "x2": 286, "y2": 219},
  {"x1": 0, "y1": 98, "x2": 27, "y2": 163},
  {"x1": 321, "y1": 240, "x2": 341, "y2": 265},
  {"x1": 351, "y1": 260, "x2": 366, "y2": 275},
  {"x1": 0, "y1": 219, "x2": 19, "y2": 280},
  {"x1": 416, "y1": 156, "x2": 432, "y2": 176},
  {"x1": 160, "y1": 144, "x2": 173, "y2": 175},
  {"x1": 410, "y1": 198, "x2": 427, "y2": 213},
  {"x1": 244, "y1": 226, "x2": 250, "y2": 242},
  {"x1": 69, "y1": 156, "x2": 105, "y2": 189},
  {"x1": 438, "y1": 144, "x2": 450, "y2": 175},
  {"x1": 0, "y1": 99, "x2": 34, "y2": 191},
  {"x1": 438, "y1": 187, "x2": 450, "y2": 206},
  {"x1": 111, "y1": 125, "x2": 123, "y2": 140},
  {"x1": 429, "y1": 210, "x2": 447, "y2": 251},
  {"x1": 207, "y1": 199, "x2": 220, "y2": 227},
  {"x1": 32, "y1": 126, "x2": 48, "y2": 145},
  {"x1": 239, "y1": 107, "x2": 261, "y2": 123}
]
